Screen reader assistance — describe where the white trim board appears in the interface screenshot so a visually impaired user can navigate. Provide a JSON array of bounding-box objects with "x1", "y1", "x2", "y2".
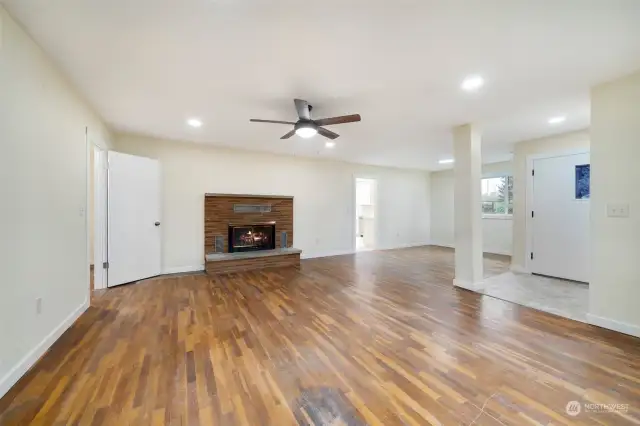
[
  {"x1": 301, "y1": 243, "x2": 432, "y2": 260},
  {"x1": 453, "y1": 279, "x2": 485, "y2": 291},
  {"x1": 301, "y1": 249, "x2": 355, "y2": 260},
  {"x1": 510, "y1": 264, "x2": 530, "y2": 274},
  {"x1": 162, "y1": 265, "x2": 205, "y2": 275},
  {"x1": 429, "y1": 243, "x2": 511, "y2": 257},
  {"x1": 377, "y1": 242, "x2": 431, "y2": 251},
  {"x1": 587, "y1": 314, "x2": 640, "y2": 338},
  {"x1": 0, "y1": 298, "x2": 89, "y2": 399}
]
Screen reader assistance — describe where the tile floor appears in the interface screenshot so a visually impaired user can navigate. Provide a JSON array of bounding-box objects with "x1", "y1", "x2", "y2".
[{"x1": 478, "y1": 271, "x2": 589, "y2": 322}]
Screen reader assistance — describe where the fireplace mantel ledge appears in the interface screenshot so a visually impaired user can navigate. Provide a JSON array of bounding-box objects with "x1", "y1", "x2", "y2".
[{"x1": 205, "y1": 247, "x2": 301, "y2": 262}]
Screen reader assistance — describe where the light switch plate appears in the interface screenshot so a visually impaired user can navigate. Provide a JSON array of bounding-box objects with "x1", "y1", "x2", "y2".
[{"x1": 607, "y1": 203, "x2": 629, "y2": 218}]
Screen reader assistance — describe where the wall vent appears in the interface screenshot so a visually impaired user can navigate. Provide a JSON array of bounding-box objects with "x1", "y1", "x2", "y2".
[{"x1": 233, "y1": 204, "x2": 272, "y2": 213}]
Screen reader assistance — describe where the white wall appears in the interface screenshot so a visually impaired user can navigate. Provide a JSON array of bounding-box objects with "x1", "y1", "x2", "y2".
[
  {"x1": 589, "y1": 70, "x2": 640, "y2": 337},
  {"x1": 511, "y1": 130, "x2": 590, "y2": 270},
  {"x1": 0, "y1": 7, "x2": 111, "y2": 398},
  {"x1": 114, "y1": 135, "x2": 431, "y2": 271},
  {"x1": 430, "y1": 161, "x2": 513, "y2": 256}
]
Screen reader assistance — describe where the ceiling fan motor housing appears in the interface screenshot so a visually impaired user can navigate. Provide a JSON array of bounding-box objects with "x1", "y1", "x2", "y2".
[{"x1": 295, "y1": 121, "x2": 317, "y2": 131}]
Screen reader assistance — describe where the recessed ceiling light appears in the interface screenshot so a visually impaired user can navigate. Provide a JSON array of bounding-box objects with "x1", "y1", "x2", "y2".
[
  {"x1": 548, "y1": 116, "x2": 566, "y2": 125},
  {"x1": 461, "y1": 75, "x2": 484, "y2": 92},
  {"x1": 325, "y1": 141, "x2": 336, "y2": 148},
  {"x1": 187, "y1": 118, "x2": 202, "y2": 128},
  {"x1": 439, "y1": 159, "x2": 455, "y2": 164}
]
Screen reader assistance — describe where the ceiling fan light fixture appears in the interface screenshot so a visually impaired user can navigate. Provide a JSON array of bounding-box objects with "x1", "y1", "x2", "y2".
[
  {"x1": 250, "y1": 98, "x2": 360, "y2": 140},
  {"x1": 295, "y1": 123, "x2": 318, "y2": 139},
  {"x1": 187, "y1": 118, "x2": 202, "y2": 128},
  {"x1": 548, "y1": 115, "x2": 566, "y2": 125},
  {"x1": 461, "y1": 75, "x2": 484, "y2": 92}
]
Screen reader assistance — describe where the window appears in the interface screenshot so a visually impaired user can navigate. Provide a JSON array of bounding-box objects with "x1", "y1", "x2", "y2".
[
  {"x1": 481, "y1": 176, "x2": 513, "y2": 216},
  {"x1": 575, "y1": 164, "x2": 590, "y2": 200}
]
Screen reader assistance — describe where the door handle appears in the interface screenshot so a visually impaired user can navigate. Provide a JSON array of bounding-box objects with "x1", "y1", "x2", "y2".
[{"x1": 155, "y1": 222, "x2": 161, "y2": 226}]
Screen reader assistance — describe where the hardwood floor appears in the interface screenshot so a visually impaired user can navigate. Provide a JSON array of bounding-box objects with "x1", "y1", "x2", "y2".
[{"x1": 1, "y1": 246, "x2": 639, "y2": 425}]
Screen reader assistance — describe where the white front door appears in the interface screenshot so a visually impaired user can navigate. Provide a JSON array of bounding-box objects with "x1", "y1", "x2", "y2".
[
  {"x1": 107, "y1": 151, "x2": 162, "y2": 287},
  {"x1": 531, "y1": 152, "x2": 590, "y2": 282}
]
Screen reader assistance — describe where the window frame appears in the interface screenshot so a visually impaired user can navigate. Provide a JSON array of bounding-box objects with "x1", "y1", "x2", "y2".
[{"x1": 481, "y1": 173, "x2": 513, "y2": 219}]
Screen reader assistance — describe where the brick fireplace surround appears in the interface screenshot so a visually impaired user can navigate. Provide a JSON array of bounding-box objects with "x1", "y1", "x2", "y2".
[{"x1": 203, "y1": 194, "x2": 300, "y2": 274}]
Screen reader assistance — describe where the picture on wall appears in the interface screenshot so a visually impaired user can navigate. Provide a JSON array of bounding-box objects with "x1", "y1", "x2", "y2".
[{"x1": 575, "y1": 164, "x2": 590, "y2": 199}]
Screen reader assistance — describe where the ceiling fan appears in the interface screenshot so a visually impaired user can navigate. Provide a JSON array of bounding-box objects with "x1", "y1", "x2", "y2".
[{"x1": 250, "y1": 99, "x2": 361, "y2": 140}]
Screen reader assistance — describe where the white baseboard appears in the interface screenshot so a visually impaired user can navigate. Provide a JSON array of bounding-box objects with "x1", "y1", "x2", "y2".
[
  {"x1": 430, "y1": 243, "x2": 454, "y2": 249},
  {"x1": 378, "y1": 242, "x2": 431, "y2": 251},
  {"x1": 162, "y1": 265, "x2": 205, "y2": 275},
  {"x1": 485, "y1": 249, "x2": 512, "y2": 256},
  {"x1": 301, "y1": 249, "x2": 354, "y2": 259},
  {"x1": 510, "y1": 264, "x2": 530, "y2": 274},
  {"x1": 301, "y1": 242, "x2": 431, "y2": 260},
  {"x1": 0, "y1": 298, "x2": 89, "y2": 399},
  {"x1": 453, "y1": 279, "x2": 485, "y2": 291},
  {"x1": 428, "y1": 243, "x2": 512, "y2": 257},
  {"x1": 587, "y1": 314, "x2": 640, "y2": 338}
]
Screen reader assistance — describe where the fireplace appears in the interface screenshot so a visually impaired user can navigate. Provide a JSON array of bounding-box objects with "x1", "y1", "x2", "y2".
[{"x1": 228, "y1": 223, "x2": 276, "y2": 253}]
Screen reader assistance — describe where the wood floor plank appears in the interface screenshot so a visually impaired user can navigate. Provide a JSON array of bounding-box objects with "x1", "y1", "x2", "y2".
[{"x1": 1, "y1": 246, "x2": 639, "y2": 425}]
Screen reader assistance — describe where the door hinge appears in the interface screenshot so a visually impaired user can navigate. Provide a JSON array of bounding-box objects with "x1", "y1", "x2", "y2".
[
  {"x1": 532, "y1": 169, "x2": 535, "y2": 176},
  {"x1": 531, "y1": 211, "x2": 535, "y2": 218},
  {"x1": 530, "y1": 252, "x2": 534, "y2": 260},
  {"x1": 103, "y1": 261, "x2": 109, "y2": 269}
]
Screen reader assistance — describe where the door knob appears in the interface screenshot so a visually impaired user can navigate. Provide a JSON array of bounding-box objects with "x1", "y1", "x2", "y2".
[{"x1": 155, "y1": 222, "x2": 161, "y2": 226}]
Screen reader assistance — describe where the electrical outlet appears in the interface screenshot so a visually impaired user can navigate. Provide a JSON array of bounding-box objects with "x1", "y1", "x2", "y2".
[
  {"x1": 315, "y1": 237, "x2": 320, "y2": 245},
  {"x1": 607, "y1": 203, "x2": 629, "y2": 218},
  {"x1": 36, "y1": 297, "x2": 42, "y2": 315}
]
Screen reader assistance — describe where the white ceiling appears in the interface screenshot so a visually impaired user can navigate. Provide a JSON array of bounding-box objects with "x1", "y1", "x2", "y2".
[{"x1": 4, "y1": 0, "x2": 640, "y2": 170}]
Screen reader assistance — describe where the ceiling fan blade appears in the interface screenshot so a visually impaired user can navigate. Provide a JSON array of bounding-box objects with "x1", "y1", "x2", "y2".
[
  {"x1": 280, "y1": 129, "x2": 296, "y2": 139},
  {"x1": 314, "y1": 114, "x2": 361, "y2": 126},
  {"x1": 317, "y1": 127, "x2": 340, "y2": 140},
  {"x1": 250, "y1": 119, "x2": 296, "y2": 125},
  {"x1": 294, "y1": 99, "x2": 310, "y2": 120}
]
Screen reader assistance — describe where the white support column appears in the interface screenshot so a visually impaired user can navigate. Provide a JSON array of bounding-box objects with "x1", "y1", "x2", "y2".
[{"x1": 453, "y1": 124, "x2": 483, "y2": 290}]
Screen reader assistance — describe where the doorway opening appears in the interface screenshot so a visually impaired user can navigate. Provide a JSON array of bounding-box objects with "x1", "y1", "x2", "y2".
[
  {"x1": 88, "y1": 138, "x2": 108, "y2": 292},
  {"x1": 355, "y1": 178, "x2": 376, "y2": 251},
  {"x1": 89, "y1": 147, "x2": 162, "y2": 290},
  {"x1": 89, "y1": 143, "x2": 96, "y2": 292}
]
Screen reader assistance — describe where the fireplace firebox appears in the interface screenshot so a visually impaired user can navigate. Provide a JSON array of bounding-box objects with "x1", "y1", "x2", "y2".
[{"x1": 228, "y1": 223, "x2": 276, "y2": 253}]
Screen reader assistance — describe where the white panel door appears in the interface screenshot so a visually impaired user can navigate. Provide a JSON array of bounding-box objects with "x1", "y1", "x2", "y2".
[
  {"x1": 108, "y1": 151, "x2": 161, "y2": 287},
  {"x1": 532, "y1": 152, "x2": 590, "y2": 282}
]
